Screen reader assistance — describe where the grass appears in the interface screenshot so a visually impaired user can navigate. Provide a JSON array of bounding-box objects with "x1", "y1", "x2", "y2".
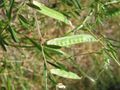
[{"x1": 0, "y1": 0, "x2": 120, "y2": 90}]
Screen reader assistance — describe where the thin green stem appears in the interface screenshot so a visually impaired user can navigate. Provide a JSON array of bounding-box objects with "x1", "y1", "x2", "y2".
[{"x1": 34, "y1": 10, "x2": 48, "y2": 90}]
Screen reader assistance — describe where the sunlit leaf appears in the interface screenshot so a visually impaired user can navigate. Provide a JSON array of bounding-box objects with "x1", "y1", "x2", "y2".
[
  {"x1": 29, "y1": 1, "x2": 70, "y2": 25},
  {"x1": 47, "y1": 34, "x2": 97, "y2": 47},
  {"x1": 50, "y1": 69, "x2": 81, "y2": 79}
]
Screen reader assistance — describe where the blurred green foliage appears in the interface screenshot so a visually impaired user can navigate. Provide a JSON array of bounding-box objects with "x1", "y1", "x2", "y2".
[{"x1": 0, "y1": 0, "x2": 120, "y2": 90}]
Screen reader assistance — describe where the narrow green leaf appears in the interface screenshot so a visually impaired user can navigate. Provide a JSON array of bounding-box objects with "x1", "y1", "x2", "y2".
[
  {"x1": 0, "y1": 41, "x2": 7, "y2": 51},
  {"x1": 7, "y1": 78, "x2": 12, "y2": 90},
  {"x1": 56, "y1": 62, "x2": 68, "y2": 71},
  {"x1": 27, "y1": 37, "x2": 42, "y2": 51},
  {"x1": 50, "y1": 69, "x2": 81, "y2": 79},
  {"x1": 30, "y1": 1, "x2": 70, "y2": 25},
  {"x1": 72, "y1": 0, "x2": 81, "y2": 10},
  {"x1": 18, "y1": 14, "x2": 29, "y2": 28},
  {"x1": 18, "y1": 15, "x2": 29, "y2": 24},
  {"x1": 7, "y1": 26, "x2": 19, "y2": 42},
  {"x1": 7, "y1": 0, "x2": 14, "y2": 20},
  {"x1": 45, "y1": 44, "x2": 61, "y2": 49},
  {"x1": 47, "y1": 61, "x2": 60, "y2": 68},
  {"x1": 44, "y1": 46, "x2": 67, "y2": 56},
  {"x1": 43, "y1": 63, "x2": 48, "y2": 90},
  {"x1": 27, "y1": 3, "x2": 41, "y2": 10},
  {"x1": 46, "y1": 34, "x2": 97, "y2": 47},
  {"x1": 47, "y1": 61, "x2": 68, "y2": 71},
  {"x1": 0, "y1": 35, "x2": 8, "y2": 51}
]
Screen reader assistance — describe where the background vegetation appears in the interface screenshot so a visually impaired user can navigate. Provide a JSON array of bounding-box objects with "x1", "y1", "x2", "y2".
[{"x1": 0, "y1": 0, "x2": 120, "y2": 90}]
